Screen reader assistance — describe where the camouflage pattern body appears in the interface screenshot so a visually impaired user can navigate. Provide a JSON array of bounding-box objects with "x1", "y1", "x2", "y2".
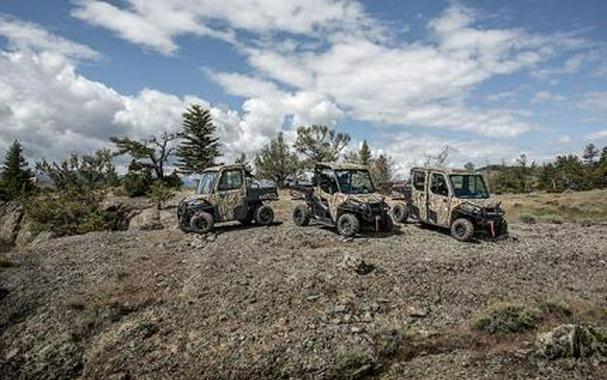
[
  {"x1": 315, "y1": 188, "x2": 385, "y2": 221},
  {"x1": 407, "y1": 167, "x2": 504, "y2": 228},
  {"x1": 189, "y1": 186, "x2": 247, "y2": 222}
]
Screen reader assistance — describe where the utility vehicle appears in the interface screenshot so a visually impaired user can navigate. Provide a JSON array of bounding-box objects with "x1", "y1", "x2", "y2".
[
  {"x1": 178, "y1": 164, "x2": 277, "y2": 233},
  {"x1": 391, "y1": 167, "x2": 508, "y2": 241},
  {"x1": 291, "y1": 162, "x2": 393, "y2": 237}
]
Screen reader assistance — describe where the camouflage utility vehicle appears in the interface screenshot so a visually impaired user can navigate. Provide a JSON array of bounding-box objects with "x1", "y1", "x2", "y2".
[
  {"x1": 178, "y1": 164, "x2": 277, "y2": 233},
  {"x1": 292, "y1": 162, "x2": 393, "y2": 237},
  {"x1": 391, "y1": 167, "x2": 507, "y2": 241}
]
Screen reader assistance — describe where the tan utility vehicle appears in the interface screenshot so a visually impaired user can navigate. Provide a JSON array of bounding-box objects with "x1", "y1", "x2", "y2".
[
  {"x1": 291, "y1": 162, "x2": 393, "y2": 237},
  {"x1": 177, "y1": 164, "x2": 277, "y2": 233},
  {"x1": 391, "y1": 167, "x2": 508, "y2": 241}
]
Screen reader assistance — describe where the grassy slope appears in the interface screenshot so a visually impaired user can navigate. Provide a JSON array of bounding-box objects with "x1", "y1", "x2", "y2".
[{"x1": 498, "y1": 188, "x2": 607, "y2": 223}]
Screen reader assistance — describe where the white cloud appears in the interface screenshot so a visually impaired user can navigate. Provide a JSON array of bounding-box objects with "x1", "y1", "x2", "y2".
[
  {"x1": 532, "y1": 90, "x2": 566, "y2": 103},
  {"x1": 587, "y1": 129, "x2": 607, "y2": 140},
  {"x1": 0, "y1": 14, "x2": 98, "y2": 59},
  {"x1": 71, "y1": 0, "x2": 373, "y2": 55},
  {"x1": 577, "y1": 92, "x2": 607, "y2": 113},
  {"x1": 0, "y1": 18, "x2": 265, "y2": 164},
  {"x1": 377, "y1": 132, "x2": 520, "y2": 177}
]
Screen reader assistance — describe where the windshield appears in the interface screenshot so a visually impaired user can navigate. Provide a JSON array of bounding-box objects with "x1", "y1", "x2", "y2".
[
  {"x1": 335, "y1": 169, "x2": 375, "y2": 194},
  {"x1": 449, "y1": 175, "x2": 489, "y2": 199},
  {"x1": 196, "y1": 171, "x2": 219, "y2": 194}
]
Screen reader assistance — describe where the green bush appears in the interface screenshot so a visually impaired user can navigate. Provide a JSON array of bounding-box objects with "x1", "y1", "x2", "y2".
[
  {"x1": 473, "y1": 303, "x2": 540, "y2": 334},
  {"x1": 123, "y1": 170, "x2": 153, "y2": 197},
  {"x1": 147, "y1": 181, "x2": 174, "y2": 210},
  {"x1": 519, "y1": 213, "x2": 537, "y2": 224},
  {"x1": 23, "y1": 190, "x2": 126, "y2": 237}
]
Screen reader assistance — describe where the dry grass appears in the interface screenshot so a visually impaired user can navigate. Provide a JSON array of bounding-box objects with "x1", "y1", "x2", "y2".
[{"x1": 498, "y1": 189, "x2": 607, "y2": 223}]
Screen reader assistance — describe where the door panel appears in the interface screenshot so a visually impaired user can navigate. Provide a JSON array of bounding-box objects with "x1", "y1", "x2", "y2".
[
  {"x1": 215, "y1": 169, "x2": 247, "y2": 222},
  {"x1": 427, "y1": 172, "x2": 451, "y2": 227},
  {"x1": 410, "y1": 170, "x2": 428, "y2": 222}
]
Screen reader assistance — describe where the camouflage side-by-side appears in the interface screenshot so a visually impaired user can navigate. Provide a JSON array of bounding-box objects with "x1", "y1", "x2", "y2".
[
  {"x1": 177, "y1": 164, "x2": 277, "y2": 233},
  {"x1": 391, "y1": 167, "x2": 508, "y2": 241},
  {"x1": 292, "y1": 162, "x2": 392, "y2": 237}
]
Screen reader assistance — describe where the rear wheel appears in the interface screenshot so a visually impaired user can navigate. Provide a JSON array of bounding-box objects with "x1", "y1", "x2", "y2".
[
  {"x1": 337, "y1": 213, "x2": 360, "y2": 237},
  {"x1": 450, "y1": 218, "x2": 474, "y2": 242},
  {"x1": 189, "y1": 212, "x2": 214, "y2": 233},
  {"x1": 392, "y1": 203, "x2": 409, "y2": 223},
  {"x1": 292, "y1": 204, "x2": 310, "y2": 226},
  {"x1": 255, "y1": 205, "x2": 274, "y2": 225}
]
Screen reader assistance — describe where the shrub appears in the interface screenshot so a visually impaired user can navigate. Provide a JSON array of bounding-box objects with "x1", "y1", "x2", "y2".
[
  {"x1": 123, "y1": 169, "x2": 153, "y2": 197},
  {"x1": 539, "y1": 296, "x2": 572, "y2": 318},
  {"x1": 147, "y1": 181, "x2": 174, "y2": 210},
  {"x1": 519, "y1": 213, "x2": 537, "y2": 224},
  {"x1": 23, "y1": 190, "x2": 126, "y2": 237},
  {"x1": 473, "y1": 303, "x2": 540, "y2": 334}
]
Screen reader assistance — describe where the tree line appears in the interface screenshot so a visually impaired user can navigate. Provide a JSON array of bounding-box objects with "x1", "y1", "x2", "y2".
[{"x1": 481, "y1": 144, "x2": 607, "y2": 194}]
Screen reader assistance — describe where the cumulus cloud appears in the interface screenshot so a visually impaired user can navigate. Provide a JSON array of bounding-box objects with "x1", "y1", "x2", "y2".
[{"x1": 0, "y1": 17, "x2": 259, "y2": 164}]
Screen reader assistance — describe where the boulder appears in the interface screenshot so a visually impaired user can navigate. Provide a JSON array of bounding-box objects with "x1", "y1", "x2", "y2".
[
  {"x1": 15, "y1": 219, "x2": 36, "y2": 247},
  {"x1": 0, "y1": 203, "x2": 23, "y2": 244},
  {"x1": 536, "y1": 324, "x2": 607, "y2": 359},
  {"x1": 129, "y1": 208, "x2": 163, "y2": 231}
]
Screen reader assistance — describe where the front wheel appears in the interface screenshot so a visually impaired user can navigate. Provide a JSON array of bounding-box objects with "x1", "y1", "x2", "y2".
[
  {"x1": 255, "y1": 205, "x2": 274, "y2": 225},
  {"x1": 337, "y1": 213, "x2": 360, "y2": 237},
  {"x1": 392, "y1": 203, "x2": 408, "y2": 223},
  {"x1": 190, "y1": 212, "x2": 214, "y2": 234},
  {"x1": 293, "y1": 204, "x2": 310, "y2": 226},
  {"x1": 450, "y1": 218, "x2": 474, "y2": 242}
]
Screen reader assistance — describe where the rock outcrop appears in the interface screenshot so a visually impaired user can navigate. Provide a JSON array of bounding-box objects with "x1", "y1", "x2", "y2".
[{"x1": 536, "y1": 324, "x2": 607, "y2": 359}]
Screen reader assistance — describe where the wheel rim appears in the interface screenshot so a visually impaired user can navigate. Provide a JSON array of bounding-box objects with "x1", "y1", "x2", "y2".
[
  {"x1": 195, "y1": 218, "x2": 207, "y2": 230},
  {"x1": 260, "y1": 209, "x2": 272, "y2": 223},
  {"x1": 341, "y1": 219, "x2": 352, "y2": 234},
  {"x1": 454, "y1": 223, "x2": 465, "y2": 237},
  {"x1": 294, "y1": 209, "x2": 303, "y2": 224}
]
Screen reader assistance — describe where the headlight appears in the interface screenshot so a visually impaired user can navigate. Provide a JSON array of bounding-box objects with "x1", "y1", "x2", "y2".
[{"x1": 461, "y1": 203, "x2": 482, "y2": 214}]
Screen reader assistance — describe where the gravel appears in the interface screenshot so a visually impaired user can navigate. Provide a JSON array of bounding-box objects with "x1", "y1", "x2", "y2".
[{"x1": 1, "y1": 197, "x2": 606, "y2": 379}]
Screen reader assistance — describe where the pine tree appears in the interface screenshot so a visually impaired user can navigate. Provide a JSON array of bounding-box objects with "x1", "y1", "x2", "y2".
[
  {"x1": 359, "y1": 140, "x2": 372, "y2": 167},
  {"x1": 0, "y1": 140, "x2": 34, "y2": 201},
  {"x1": 294, "y1": 125, "x2": 350, "y2": 165},
  {"x1": 370, "y1": 154, "x2": 394, "y2": 194},
  {"x1": 254, "y1": 132, "x2": 300, "y2": 187},
  {"x1": 582, "y1": 143, "x2": 599, "y2": 164},
  {"x1": 176, "y1": 104, "x2": 221, "y2": 174}
]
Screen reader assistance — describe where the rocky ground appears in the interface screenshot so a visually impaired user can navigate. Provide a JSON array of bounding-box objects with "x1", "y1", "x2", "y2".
[{"x1": 1, "y1": 194, "x2": 607, "y2": 379}]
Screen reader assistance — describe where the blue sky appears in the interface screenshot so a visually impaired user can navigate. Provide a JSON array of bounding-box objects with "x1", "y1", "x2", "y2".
[{"x1": 1, "y1": 0, "x2": 606, "y2": 175}]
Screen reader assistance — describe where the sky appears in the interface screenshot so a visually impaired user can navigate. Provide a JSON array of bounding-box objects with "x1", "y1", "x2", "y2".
[{"x1": 1, "y1": 0, "x2": 606, "y2": 177}]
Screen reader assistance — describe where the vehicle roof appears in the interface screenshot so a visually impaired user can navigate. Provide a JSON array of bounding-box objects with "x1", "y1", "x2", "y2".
[
  {"x1": 202, "y1": 163, "x2": 246, "y2": 172},
  {"x1": 410, "y1": 166, "x2": 476, "y2": 175},
  {"x1": 316, "y1": 162, "x2": 369, "y2": 170}
]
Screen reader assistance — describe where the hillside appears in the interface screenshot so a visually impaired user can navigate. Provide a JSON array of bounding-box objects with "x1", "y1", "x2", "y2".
[{"x1": 1, "y1": 193, "x2": 606, "y2": 379}]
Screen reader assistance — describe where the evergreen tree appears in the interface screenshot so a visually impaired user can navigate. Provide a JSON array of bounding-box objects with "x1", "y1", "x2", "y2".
[
  {"x1": 370, "y1": 154, "x2": 395, "y2": 193},
  {"x1": 254, "y1": 132, "x2": 300, "y2": 187},
  {"x1": 582, "y1": 143, "x2": 599, "y2": 164},
  {"x1": 0, "y1": 140, "x2": 34, "y2": 201},
  {"x1": 176, "y1": 104, "x2": 221, "y2": 174},
  {"x1": 359, "y1": 140, "x2": 372, "y2": 166},
  {"x1": 294, "y1": 125, "x2": 350, "y2": 164}
]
